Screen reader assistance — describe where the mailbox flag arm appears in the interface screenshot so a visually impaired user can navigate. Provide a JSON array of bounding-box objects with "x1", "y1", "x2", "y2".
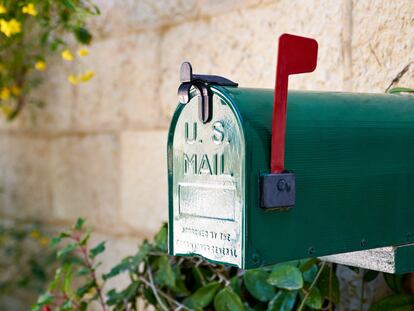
[{"x1": 271, "y1": 34, "x2": 318, "y2": 173}]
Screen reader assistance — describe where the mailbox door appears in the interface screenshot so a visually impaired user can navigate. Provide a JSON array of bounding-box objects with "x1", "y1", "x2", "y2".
[{"x1": 168, "y1": 88, "x2": 246, "y2": 268}]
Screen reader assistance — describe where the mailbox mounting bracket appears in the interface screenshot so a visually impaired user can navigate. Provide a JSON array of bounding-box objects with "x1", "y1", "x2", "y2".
[
  {"x1": 177, "y1": 62, "x2": 238, "y2": 124},
  {"x1": 261, "y1": 34, "x2": 318, "y2": 210}
]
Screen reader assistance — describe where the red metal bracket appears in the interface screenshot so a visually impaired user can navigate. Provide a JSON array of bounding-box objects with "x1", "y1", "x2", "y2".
[{"x1": 271, "y1": 34, "x2": 318, "y2": 173}]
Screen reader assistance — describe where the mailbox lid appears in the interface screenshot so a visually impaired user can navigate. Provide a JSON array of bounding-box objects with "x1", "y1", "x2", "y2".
[
  {"x1": 168, "y1": 87, "x2": 247, "y2": 268},
  {"x1": 218, "y1": 86, "x2": 414, "y2": 268}
]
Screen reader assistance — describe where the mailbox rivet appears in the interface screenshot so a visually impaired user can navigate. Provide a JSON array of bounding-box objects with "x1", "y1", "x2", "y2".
[
  {"x1": 277, "y1": 179, "x2": 287, "y2": 191},
  {"x1": 308, "y1": 247, "x2": 315, "y2": 255},
  {"x1": 360, "y1": 239, "x2": 367, "y2": 247},
  {"x1": 251, "y1": 253, "x2": 261, "y2": 264},
  {"x1": 406, "y1": 232, "x2": 412, "y2": 240}
]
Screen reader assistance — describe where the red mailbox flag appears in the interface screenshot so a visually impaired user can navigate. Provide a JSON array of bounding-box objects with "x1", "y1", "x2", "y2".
[{"x1": 271, "y1": 33, "x2": 318, "y2": 173}]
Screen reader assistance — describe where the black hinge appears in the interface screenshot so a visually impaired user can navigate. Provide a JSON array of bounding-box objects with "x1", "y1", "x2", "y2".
[{"x1": 177, "y1": 62, "x2": 238, "y2": 124}]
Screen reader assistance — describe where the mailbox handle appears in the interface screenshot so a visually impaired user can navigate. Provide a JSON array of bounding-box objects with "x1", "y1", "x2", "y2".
[
  {"x1": 178, "y1": 62, "x2": 238, "y2": 124},
  {"x1": 271, "y1": 34, "x2": 318, "y2": 173}
]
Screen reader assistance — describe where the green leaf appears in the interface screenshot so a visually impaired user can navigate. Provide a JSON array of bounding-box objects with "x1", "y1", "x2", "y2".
[
  {"x1": 230, "y1": 276, "x2": 242, "y2": 296},
  {"x1": 60, "y1": 0, "x2": 77, "y2": 10},
  {"x1": 57, "y1": 243, "x2": 77, "y2": 259},
  {"x1": 37, "y1": 292, "x2": 53, "y2": 304},
  {"x1": 50, "y1": 236, "x2": 62, "y2": 248},
  {"x1": 388, "y1": 87, "x2": 414, "y2": 94},
  {"x1": 79, "y1": 229, "x2": 92, "y2": 246},
  {"x1": 302, "y1": 265, "x2": 318, "y2": 283},
  {"x1": 244, "y1": 269, "x2": 275, "y2": 302},
  {"x1": 317, "y1": 265, "x2": 340, "y2": 304},
  {"x1": 384, "y1": 273, "x2": 404, "y2": 293},
  {"x1": 103, "y1": 256, "x2": 132, "y2": 280},
  {"x1": 364, "y1": 270, "x2": 380, "y2": 282},
  {"x1": 154, "y1": 256, "x2": 175, "y2": 288},
  {"x1": 304, "y1": 287, "x2": 322, "y2": 309},
  {"x1": 63, "y1": 265, "x2": 74, "y2": 295},
  {"x1": 76, "y1": 280, "x2": 95, "y2": 298},
  {"x1": 77, "y1": 267, "x2": 90, "y2": 276},
  {"x1": 62, "y1": 300, "x2": 73, "y2": 310},
  {"x1": 214, "y1": 287, "x2": 245, "y2": 311},
  {"x1": 268, "y1": 264, "x2": 304, "y2": 290},
  {"x1": 369, "y1": 294, "x2": 414, "y2": 311},
  {"x1": 90, "y1": 241, "x2": 106, "y2": 259},
  {"x1": 154, "y1": 224, "x2": 167, "y2": 251},
  {"x1": 172, "y1": 266, "x2": 190, "y2": 297},
  {"x1": 299, "y1": 258, "x2": 319, "y2": 272},
  {"x1": 267, "y1": 290, "x2": 297, "y2": 311},
  {"x1": 74, "y1": 27, "x2": 92, "y2": 44},
  {"x1": 75, "y1": 218, "x2": 85, "y2": 231},
  {"x1": 183, "y1": 281, "x2": 221, "y2": 309},
  {"x1": 50, "y1": 231, "x2": 71, "y2": 247}
]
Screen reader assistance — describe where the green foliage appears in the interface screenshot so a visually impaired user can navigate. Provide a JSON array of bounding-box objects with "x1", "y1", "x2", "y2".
[
  {"x1": 268, "y1": 263, "x2": 304, "y2": 290},
  {"x1": 0, "y1": 220, "x2": 59, "y2": 309},
  {"x1": 35, "y1": 220, "x2": 340, "y2": 311},
  {"x1": 32, "y1": 218, "x2": 106, "y2": 311},
  {"x1": 35, "y1": 220, "x2": 414, "y2": 310},
  {"x1": 244, "y1": 269, "x2": 275, "y2": 302},
  {"x1": 0, "y1": 0, "x2": 98, "y2": 120},
  {"x1": 369, "y1": 295, "x2": 414, "y2": 311},
  {"x1": 388, "y1": 87, "x2": 414, "y2": 94}
]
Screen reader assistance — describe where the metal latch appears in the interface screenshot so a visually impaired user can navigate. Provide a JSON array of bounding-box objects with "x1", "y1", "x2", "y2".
[{"x1": 177, "y1": 62, "x2": 238, "y2": 124}]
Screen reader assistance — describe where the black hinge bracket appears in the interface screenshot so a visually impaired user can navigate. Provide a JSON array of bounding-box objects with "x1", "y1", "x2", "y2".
[
  {"x1": 177, "y1": 62, "x2": 238, "y2": 124},
  {"x1": 260, "y1": 172, "x2": 296, "y2": 210}
]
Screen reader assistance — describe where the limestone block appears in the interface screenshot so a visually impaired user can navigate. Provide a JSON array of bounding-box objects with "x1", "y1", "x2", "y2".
[
  {"x1": 51, "y1": 134, "x2": 123, "y2": 233},
  {"x1": 351, "y1": 0, "x2": 414, "y2": 93},
  {"x1": 198, "y1": 0, "x2": 274, "y2": 16},
  {"x1": 73, "y1": 33, "x2": 163, "y2": 130},
  {"x1": 121, "y1": 130, "x2": 168, "y2": 237},
  {"x1": 88, "y1": 0, "x2": 198, "y2": 38},
  {"x1": 160, "y1": 0, "x2": 346, "y2": 118},
  {"x1": 0, "y1": 135, "x2": 52, "y2": 219}
]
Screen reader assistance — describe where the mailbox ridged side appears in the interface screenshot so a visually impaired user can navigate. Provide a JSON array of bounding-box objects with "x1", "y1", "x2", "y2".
[{"x1": 217, "y1": 86, "x2": 414, "y2": 268}]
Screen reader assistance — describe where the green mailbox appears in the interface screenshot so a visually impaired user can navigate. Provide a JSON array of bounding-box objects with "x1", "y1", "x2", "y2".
[{"x1": 168, "y1": 34, "x2": 414, "y2": 273}]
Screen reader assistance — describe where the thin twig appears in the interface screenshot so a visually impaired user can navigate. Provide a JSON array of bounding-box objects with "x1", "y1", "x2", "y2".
[
  {"x1": 139, "y1": 275, "x2": 192, "y2": 311},
  {"x1": 385, "y1": 62, "x2": 413, "y2": 93},
  {"x1": 76, "y1": 235, "x2": 107, "y2": 311},
  {"x1": 360, "y1": 270, "x2": 365, "y2": 311},
  {"x1": 328, "y1": 263, "x2": 333, "y2": 311},
  {"x1": 145, "y1": 263, "x2": 169, "y2": 311},
  {"x1": 298, "y1": 261, "x2": 327, "y2": 311}
]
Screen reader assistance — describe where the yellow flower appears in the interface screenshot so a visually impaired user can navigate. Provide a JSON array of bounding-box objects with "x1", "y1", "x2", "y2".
[
  {"x1": 39, "y1": 237, "x2": 49, "y2": 247},
  {"x1": 22, "y1": 3, "x2": 37, "y2": 16},
  {"x1": 0, "y1": 4, "x2": 7, "y2": 14},
  {"x1": 1, "y1": 105, "x2": 11, "y2": 117},
  {"x1": 77, "y1": 48, "x2": 89, "y2": 57},
  {"x1": 0, "y1": 87, "x2": 10, "y2": 100},
  {"x1": 11, "y1": 85, "x2": 21, "y2": 96},
  {"x1": 35, "y1": 60, "x2": 46, "y2": 71},
  {"x1": 61, "y1": 49, "x2": 74, "y2": 61},
  {"x1": 68, "y1": 74, "x2": 79, "y2": 85},
  {"x1": 0, "y1": 19, "x2": 21, "y2": 37},
  {"x1": 30, "y1": 230, "x2": 41, "y2": 239},
  {"x1": 80, "y1": 70, "x2": 95, "y2": 82}
]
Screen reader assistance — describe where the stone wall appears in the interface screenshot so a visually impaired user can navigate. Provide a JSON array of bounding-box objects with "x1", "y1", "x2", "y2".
[{"x1": 0, "y1": 0, "x2": 413, "y2": 309}]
